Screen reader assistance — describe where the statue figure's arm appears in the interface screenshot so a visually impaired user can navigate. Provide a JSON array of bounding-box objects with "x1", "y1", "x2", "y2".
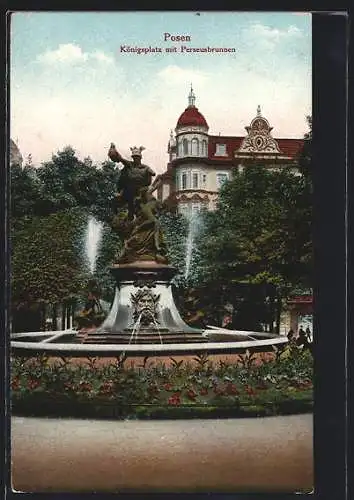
[
  {"x1": 108, "y1": 143, "x2": 131, "y2": 168},
  {"x1": 148, "y1": 174, "x2": 162, "y2": 194},
  {"x1": 146, "y1": 165, "x2": 156, "y2": 177}
]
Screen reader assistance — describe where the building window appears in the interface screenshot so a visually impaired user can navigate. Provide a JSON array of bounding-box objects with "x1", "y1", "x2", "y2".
[
  {"x1": 192, "y1": 172, "x2": 199, "y2": 189},
  {"x1": 216, "y1": 172, "x2": 229, "y2": 189},
  {"x1": 215, "y1": 144, "x2": 227, "y2": 156},
  {"x1": 191, "y1": 138, "x2": 199, "y2": 156},
  {"x1": 162, "y1": 183, "x2": 170, "y2": 200},
  {"x1": 183, "y1": 139, "x2": 189, "y2": 156},
  {"x1": 177, "y1": 141, "x2": 183, "y2": 157},
  {"x1": 181, "y1": 172, "x2": 187, "y2": 190},
  {"x1": 202, "y1": 140, "x2": 207, "y2": 157},
  {"x1": 202, "y1": 173, "x2": 207, "y2": 187}
]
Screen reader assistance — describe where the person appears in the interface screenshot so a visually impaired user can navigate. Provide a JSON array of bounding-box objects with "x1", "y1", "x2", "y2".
[
  {"x1": 83, "y1": 292, "x2": 102, "y2": 317},
  {"x1": 287, "y1": 329, "x2": 295, "y2": 341},
  {"x1": 108, "y1": 143, "x2": 156, "y2": 220},
  {"x1": 222, "y1": 312, "x2": 233, "y2": 329},
  {"x1": 297, "y1": 326, "x2": 311, "y2": 351},
  {"x1": 76, "y1": 291, "x2": 104, "y2": 329},
  {"x1": 305, "y1": 326, "x2": 312, "y2": 342}
]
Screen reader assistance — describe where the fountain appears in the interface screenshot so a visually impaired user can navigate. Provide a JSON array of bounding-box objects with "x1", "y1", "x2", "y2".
[
  {"x1": 10, "y1": 142, "x2": 287, "y2": 358},
  {"x1": 184, "y1": 212, "x2": 202, "y2": 280},
  {"x1": 85, "y1": 215, "x2": 103, "y2": 274}
]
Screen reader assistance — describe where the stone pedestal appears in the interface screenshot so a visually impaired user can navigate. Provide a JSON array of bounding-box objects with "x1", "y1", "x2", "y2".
[{"x1": 83, "y1": 261, "x2": 207, "y2": 344}]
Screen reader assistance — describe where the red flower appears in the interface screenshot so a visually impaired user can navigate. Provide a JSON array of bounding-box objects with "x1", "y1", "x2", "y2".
[
  {"x1": 11, "y1": 377, "x2": 20, "y2": 391},
  {"x1": 199, "y1": 387, "x2": 208, "y2": 396},
  {"x1": 164, "y1": 383, "x2": 173, "y2": 391},
  {"x1": 186, "y1": 389, "x2": 197, "y2": 401},
  {"x1": 214, "y1": 385, "x2": 226, "y2": 396},
  {"x1": 168, "y1": 393, "x2": 181, "y2": 406},
  {"x1": 226, "y1": 383, "x2": 239, "y2": 395},
  {"x1": 99, "y1": 381, "x2": 114, "y2": 395},
  {"x1": 148, "y1": 383, "x2": 159, "y2": 394},
  {"x1": 27, "y1": 379, "x2": 40, "y2": 390},
  {"x1": 245, "y1": 385, "x2": 256, "y2": 396},
  {"x1": 78, "y1": 381, "x2": 92, "y2": 392}
]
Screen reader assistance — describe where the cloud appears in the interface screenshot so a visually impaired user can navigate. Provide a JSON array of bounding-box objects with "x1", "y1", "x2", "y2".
[
  {"x1": 157, "y1": 65, "x2": 209, "y2": 85},
  {"x1": 90, "y1": 50, "x2": 115, "y2": 64},
  {"x1": 36, "y1": 43, "x2": 114, "y2": 65},
  {"x1": 247, "y1": 23, "x2": 303, "y2": 50},
  {"x1": 250, "y1": 23, "x2": 302, "y2": 40}
]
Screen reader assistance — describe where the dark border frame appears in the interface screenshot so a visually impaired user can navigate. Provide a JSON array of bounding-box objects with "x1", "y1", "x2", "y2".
[{"x1": 1, "y1": 7, "x2": 349, "y2": 500}]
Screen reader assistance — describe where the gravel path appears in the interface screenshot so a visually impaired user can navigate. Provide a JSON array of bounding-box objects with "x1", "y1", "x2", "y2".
[{"x1": 11, "y1": 414, "x2": 313, "y2": 493}]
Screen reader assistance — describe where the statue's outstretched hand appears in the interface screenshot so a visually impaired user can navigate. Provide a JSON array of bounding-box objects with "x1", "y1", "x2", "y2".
[{"x1": 108, "y1": 143, "x2": 122, "y2": 162}]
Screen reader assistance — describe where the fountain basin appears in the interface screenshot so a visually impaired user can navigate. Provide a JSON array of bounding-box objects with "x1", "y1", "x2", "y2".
[{"x1": 11, "y1": 333, "x2": 287, "y2": 357}]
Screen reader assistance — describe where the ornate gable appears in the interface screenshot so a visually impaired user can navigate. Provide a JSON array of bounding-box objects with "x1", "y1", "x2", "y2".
[{"x1": 237, "y1": 106, "x2": 281, "y2": 154}]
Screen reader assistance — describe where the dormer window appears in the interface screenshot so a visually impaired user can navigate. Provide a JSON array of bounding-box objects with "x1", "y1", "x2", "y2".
[{"x1": 215, "y1": 143, "x2": 227, "y2": 156}]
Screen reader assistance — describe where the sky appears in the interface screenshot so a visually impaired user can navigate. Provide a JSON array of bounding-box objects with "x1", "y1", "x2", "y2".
[{"x1": 10, "y1": 11, "x2": 311, "y2": 174}]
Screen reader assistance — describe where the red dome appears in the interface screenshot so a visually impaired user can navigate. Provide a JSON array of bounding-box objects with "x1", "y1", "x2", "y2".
[{"x1": 177, "y1": 106, "x2": 208, "y2": 128}]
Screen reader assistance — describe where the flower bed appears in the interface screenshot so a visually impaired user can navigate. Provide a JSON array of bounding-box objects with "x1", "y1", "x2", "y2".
[{"x1": 11, "y1": 346, "x2": 313, "y2": 419}]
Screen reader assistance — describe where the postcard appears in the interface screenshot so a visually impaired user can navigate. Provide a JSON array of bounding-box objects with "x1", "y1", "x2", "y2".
[{"x1": 9, "y1": 11, "x2": 314, "y2": 493}]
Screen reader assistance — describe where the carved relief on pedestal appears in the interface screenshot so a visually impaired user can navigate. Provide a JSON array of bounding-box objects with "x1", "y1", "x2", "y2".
[{"x1": 130, "y1": 288, "x2": 160, "y2": 327}]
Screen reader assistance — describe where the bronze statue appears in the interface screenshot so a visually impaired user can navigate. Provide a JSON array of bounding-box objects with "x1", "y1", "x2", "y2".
[
  {"x1": 108, "y1": 143, "x2": 168, "y2": 264},
  {"x1": 109, "y1": 144, "x2": 155, "y2": 220}
]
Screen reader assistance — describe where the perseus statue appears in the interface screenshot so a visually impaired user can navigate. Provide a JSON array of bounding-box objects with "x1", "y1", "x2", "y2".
[
  {"x1": 108, "y1": 143, "x2": 160, "y2": 220},
  {"x1": 108, "y1": 142, "x2": 167, "y2": 264}
]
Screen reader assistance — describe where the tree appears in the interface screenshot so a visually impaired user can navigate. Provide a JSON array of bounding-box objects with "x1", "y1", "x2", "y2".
[
  {"x1": 11, "y1": 208, "x2": 88, "y2": 331},
  {"x1": 10, "y1": 164, "x2": 41, "y2": 219},
  {"x1": 200, "y1": 161, "x2": 312, "y2": 293},
  {"x1": 32, "y1": 147, "x2": 121, "y2": 221}
]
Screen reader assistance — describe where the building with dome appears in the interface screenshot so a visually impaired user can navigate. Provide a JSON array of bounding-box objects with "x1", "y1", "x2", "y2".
[
  {"x1": 156, "y1": 87, "x2": 304, "y2": 218},
  {"x1": 10, "y1": 139, "x2": 23, "y2": 167}
]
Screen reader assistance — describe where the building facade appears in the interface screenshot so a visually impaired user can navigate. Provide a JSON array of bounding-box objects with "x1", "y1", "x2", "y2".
[
  {"x1": 157, "y1": 88, "x2": 304, "y2": 217},
  {"x1": 10, "y1": 139, "x2": 23, "y2": 167}
]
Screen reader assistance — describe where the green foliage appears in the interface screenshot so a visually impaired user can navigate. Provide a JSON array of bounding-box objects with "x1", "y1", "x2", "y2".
[
  {"x1": 199, "y1": 164, "x2": 312, "y2": 293},
  {"x1": 159, "y1": 212, "x2": 188, "y2": 283},
  {"x1": 11, "y1": 164, "x2": 42, "y2": 219},
  {"x1": 11, "y1": 207, "x2": 88, "y2": 309},
  {"x1": 11, "y1": 146, "x2": 121, "y2": 223}
]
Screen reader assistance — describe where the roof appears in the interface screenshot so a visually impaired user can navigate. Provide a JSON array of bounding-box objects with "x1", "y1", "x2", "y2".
[
  {"x1": 208, "y1": 135, "x2": 304, "y2": 160},
  {"x1": 276, "y1": 138, "x2": 304, "y2": 158},
  {"x1": 208, "y1": 136, "x2": 243, "y2": 159},
  {"x1": 177, "y1": 106, "x2": 209, "y2": 128},
  {"x1": 287, "y1": 295, "x2": 313, "y2": 304}
]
